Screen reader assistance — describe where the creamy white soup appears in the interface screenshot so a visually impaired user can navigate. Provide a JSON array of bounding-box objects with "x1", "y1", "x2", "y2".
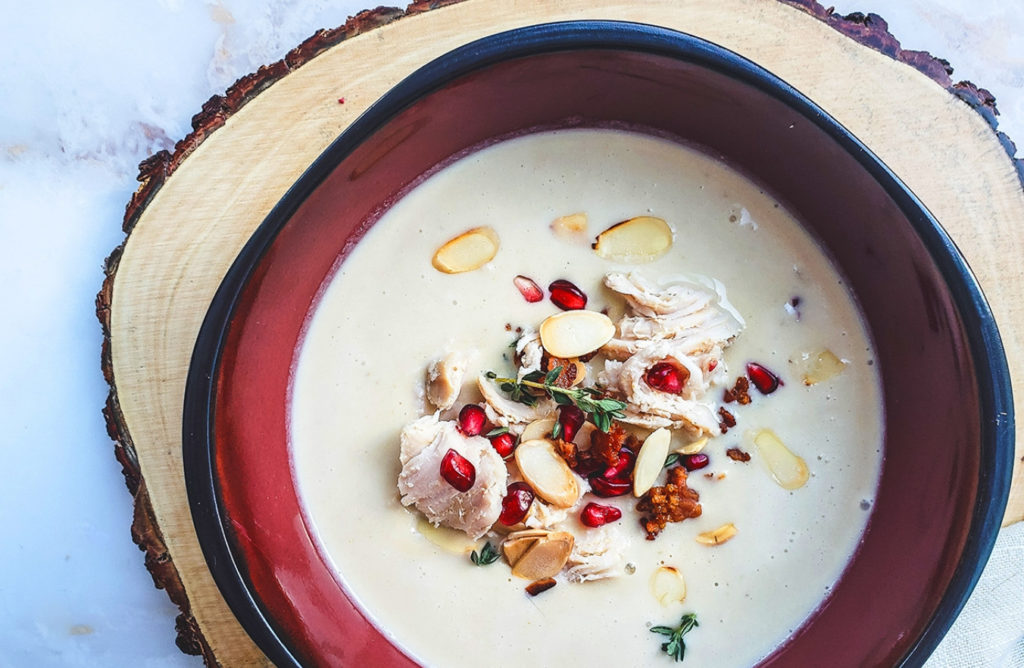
[{"x1": 289, "y1": 129, "x2": 883, "y2": 667}]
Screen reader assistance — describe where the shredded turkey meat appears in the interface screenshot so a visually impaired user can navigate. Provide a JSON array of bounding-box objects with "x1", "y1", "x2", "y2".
[
  {"x1": 398, "y1": 414, "x2": 507, "y2": 539},
  {"x1": 598, "y1": 272, "x2": 744, "y2": 436}
]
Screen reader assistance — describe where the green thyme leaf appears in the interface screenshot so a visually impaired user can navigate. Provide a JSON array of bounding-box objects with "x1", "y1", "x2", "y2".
[
  {"x1": 470, "y1": 541, "x2": 501, "y2": 566},
  {"x1": 551, "y1": 419, "x2": 564, "y2": 441},
  {"x1": 486, "y1": 427, "x2": 509, "y2": 437},
  {"x1": 650, "y1": 613, "x2": 698, "y2": 662},
  {"x1": 544, "y1": 365, "x2": 564, "y2": 386},
  {"x1": 664, "y1": 453, "x2": 680, "y2": 468}
]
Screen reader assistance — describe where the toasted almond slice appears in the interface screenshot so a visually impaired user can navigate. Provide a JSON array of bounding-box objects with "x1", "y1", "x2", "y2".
[
  {"x1": 539, "y1": 311, "x2": 615, "y2": 359},
  {"x1": 753, "y1": 429, "x2": 809, "y2": 490},
  {"x1": 676, "y1": 435, "x2": 709, "y2": 456},
  {"x1": 695, "y1": 523, "x2": 738, "y2": 546},
  {"x1": 568, "y1": 358, "x2": 587, "y2": 388},
  {"x1": 575, "y1": 422, "x2": 597, "y2": 449},
  {"x1": 796, "y1": 349, "x2": 848, "y2": 385},
  {"x1": 511, "y1": 531, "x2": 574, "y2": 580},
  {"x1": 502, "y1": 534, "x2": 541, "y2": 565},
  {"x1": 551, "y1": 212, "x2": 588, "y2": 238},
  {"x1": 649, "y1": 566, "x2": 687, "y2": 606},
  {"x1": 431, "y1": 226, "x2": 499, "y2": 274},
  {"x1": 515, "y1": 439, "x2": 580, "y2": 508},
  {"x1": 415, "y1": 517, "x2": 479, "y2": 555},
  {"x1": 633, "y1": 428, "x2": 671, "y2": 497},
  {"x1": 593, "y1": 216, "x2": 673, "y2": 262},
  {"x1": 520, "y1": 418, "x2": 556, "y2": 443}
]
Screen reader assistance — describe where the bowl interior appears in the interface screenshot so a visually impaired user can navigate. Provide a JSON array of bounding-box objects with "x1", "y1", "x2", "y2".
[{"x1": 185, "y1": 22, "x2": 1012, "y2": 667}]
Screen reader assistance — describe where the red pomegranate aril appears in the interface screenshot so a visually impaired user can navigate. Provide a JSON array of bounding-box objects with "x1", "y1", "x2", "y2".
[
  {"x1": 557, "y1": 404, "x2": 586, "y2": 442},
  {"x1": 490, "y1": 432, "x2": 516, "y2": 458},
  {"x1": 602, "y1": 445, "x2": 636, "y2": 480},
  {"x1": 747, "y1": 362, "x2": 782, "y2": 395},
  {"x1": 499, "y1": 482, "x2": 535, "y2": 525},
  {"x1": 580, "y1": 502, "x2": 623, "y2": 528},
  {"x1": 440, "y1": 448, "x2": 475, "y2": 492},
  {"x1": 589, "y1": 475, "x2": 632, "y2": 497},
  {"x1": 645, "y1": 361, "x2": 685, "y2": 394},
  {"x1": 457, "y1": 404, "x2": 487, "y2": 436},
  {"x1": 548, "y1": 279, "x2": 588, "y2": 310},
  {"x1": 683, "y1": 453, "x2": 710, "y2": 471},
  {"x1": 513, "y1": 275, "x2": 544, "y2": 303}
]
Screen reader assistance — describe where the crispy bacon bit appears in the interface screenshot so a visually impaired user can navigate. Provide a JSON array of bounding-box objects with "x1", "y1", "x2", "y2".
[
  {"x1": 723, "y1": 376, "x2": 751, "y2": 405},
  {"x1": 553, "y1": 438, "x2": 579, "y2": 468},
  {"x1": 526, "y1": 578, "x2": 557, "y2": 596},
  {"x1": 726, "y1": 447, "x2": 751, "y2": 462},
  {"x1": 636, "y1": 467, "x2": 702, "y2": 540},
  {"x1": 590, "y1": 423, "x2": 629, "y2": 467},
  {"x1": 718, "y1": 407, "x2": 736, "y2": 433},
  {"x1": 505, "y1": 323, "x2": 513, "y2": 331},
  {"x1": 545, "y1": 356, "x2": 578, "y2": 389},
  {"x1": 704, "y1": 472, "x2": 715, "y2": 479}
]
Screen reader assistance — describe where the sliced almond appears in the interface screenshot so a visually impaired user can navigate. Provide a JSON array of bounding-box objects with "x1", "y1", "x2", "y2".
[
  {"x1": 649, "y1": 566, "x2": 687, "y2": 606},
  {"x1": 796, "y1": 349, "x2": 848, "y2": 385},
  {"x1": 695, "y1": 523, "x2": 738, "y2": 546},
  {"x1": 633, "y1": 428, "x2": 671, "y2": 497},
  {"x1": 575, "y1": 422, "x2": 597, "y2": 449},
  {"x1": 502, "y1": 534, "x2": 541, "y2": 565},
  {"x1": 520, "y1": 418, "x2": 556, "y2": 443},
  {"x1": 431, "y1": 226, "x2": 499, "y2": 274},
  {"x1": 568, "y1": 358, "x2": 587, "y2": 388},
  {"x1": 592, "y1": 216, "x2": 673, "y2": 262},
  {"x1": 551, "y1": 212, "x2": 588, "y2": 238},
  {"x1": 415, "y1": 517, "x2": 479, "y2": 555},
  {"x1": 539, "y1": 310, "x2": 615, "y2": 359},
  {"x1": 515, "y1": 439, "x2": 580, "y2": 508},
  {"x1": 510, "y1": 531, "x2": 574, "y2": 580},
  {"x1": 753, "y1": 429, "x2": 809, "y2": 490},
  {"x1": 676, "y1": 435, "x2": 709, "y2": 456}
]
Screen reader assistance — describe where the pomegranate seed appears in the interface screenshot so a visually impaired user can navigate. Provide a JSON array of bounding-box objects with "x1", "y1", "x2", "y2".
[
  {"x1": 557, "y1": 405, "x2": 585, "y2": 442},
  {"x1": 513, "y1": 275, "x2": 543, "y2": 303},
  {"x1": 645, "y1": 361, "x2": 685, "y2": 394},
  {"x1": 683, "y1": 453, "x2": 709, "y2": 471},
  {"x1": 747, "y1": 362, "x2": 782, "y2": 395},
  {"x1": 708, "y1": 359, "x2": 718, "y2": 372},
  {"x1": 548, "y1": 279, "x2": 587, "y2": 310},
  {"x1": 440, "y1": 448, "x2": 475, "y2": 492},
  {"x1": 457, "y1": 404, "x2": 487, "y2": 436},
  {"x1": 580, "y1": 502, "x2": 623, "y2": 527},
  {"x1": 589, "y1": 475, "x2": 632, "y2": 497},
  {"x1": 602, "y1": 445, "x2": 636, "y2": 480},
  {"x1": 490, "y1": 432, "x2": 516, "y2": 458},
  {"x1": 499, "y1": 482, "x2": 535, "y2": 525}
]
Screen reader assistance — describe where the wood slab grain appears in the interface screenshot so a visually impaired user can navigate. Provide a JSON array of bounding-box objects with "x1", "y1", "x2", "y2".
[{"x1": 97, "y1": 0, "x2": 1024, "y2": 663}]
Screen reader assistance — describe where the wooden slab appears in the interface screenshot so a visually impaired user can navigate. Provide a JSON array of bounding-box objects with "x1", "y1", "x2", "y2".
[{"x1": 97, "y1": 0, "x2": 1024, "y2": 663}]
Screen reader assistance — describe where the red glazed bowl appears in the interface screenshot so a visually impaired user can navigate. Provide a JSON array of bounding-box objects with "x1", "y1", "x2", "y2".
[{"x1": 183, "y1": 21, "x2": 1014, "y2": 667}]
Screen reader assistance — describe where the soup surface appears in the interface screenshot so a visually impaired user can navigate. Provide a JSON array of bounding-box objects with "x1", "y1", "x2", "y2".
[{"x1": 289, "y1": 129, "x2": 883, "y2": 666}]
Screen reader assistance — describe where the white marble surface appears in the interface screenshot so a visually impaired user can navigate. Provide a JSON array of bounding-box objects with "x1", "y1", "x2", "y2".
[{"x1": 0, "y1": 1, "x2": 1020, "y2": 665}]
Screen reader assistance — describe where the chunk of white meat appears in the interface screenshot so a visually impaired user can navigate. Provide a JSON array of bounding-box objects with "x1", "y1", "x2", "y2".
[
  {"x1": 515, "y1": 330, "x2": 544, "y2": 381},
  {"x1": 425, "y1": 351, "x2": 471, "y2": 411},
  {"x1": 565, "y1": 525, "x2": 629, "y2": 583},
  {"x1": 524, "y1": 500, "x2": 569, "y2": 530},
  {"x1": 602, "y1": 271, "x2": 744, "y2": 360},
  {"x1": 398, "y1": 416, "x2": 507, "y2": 540},
  {"x1": 600, "y1": 341, "x2": 721, "y2": 435},
  {"x1": 477, "y1": 374, "x2": 556, "y2": 433}
]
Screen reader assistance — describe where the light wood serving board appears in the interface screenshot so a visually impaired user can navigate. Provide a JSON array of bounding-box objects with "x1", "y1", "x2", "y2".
[{"x1": 96, "y1": 0, "x2": 1024, "y2": 663}]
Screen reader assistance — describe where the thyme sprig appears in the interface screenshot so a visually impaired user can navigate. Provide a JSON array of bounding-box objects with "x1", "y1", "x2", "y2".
[
  {"x1": 470, "y1": 541, "x2": 500, "y2": 566},
  {"x1": 484, "y1": 369, "x2": 627, "y2": 432},
  {"x1": 650, "y1": 613, "x2": 699, "y2": 662}
]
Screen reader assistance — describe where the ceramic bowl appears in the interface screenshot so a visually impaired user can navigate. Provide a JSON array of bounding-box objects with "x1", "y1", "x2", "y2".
[{"x1": 183, "y1": 21, "x2": 1014, "y2": 666}]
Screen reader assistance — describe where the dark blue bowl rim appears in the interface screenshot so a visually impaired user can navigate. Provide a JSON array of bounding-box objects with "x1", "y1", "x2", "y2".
[{"x1": 182, "y1": 19, "x2": 1015, "y2": 668}]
